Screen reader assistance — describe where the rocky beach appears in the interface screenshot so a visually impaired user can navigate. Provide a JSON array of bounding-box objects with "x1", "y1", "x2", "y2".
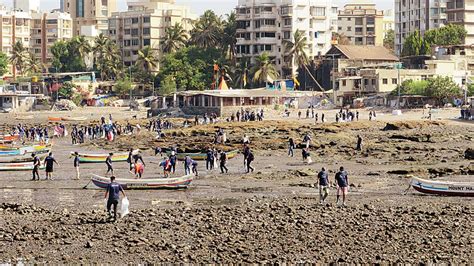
[{"x1": 0, "y1": 107, "x2": 472, "y2": 263}]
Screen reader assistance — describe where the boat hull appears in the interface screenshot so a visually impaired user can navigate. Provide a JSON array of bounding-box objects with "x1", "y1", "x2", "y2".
[
  {"x1": 72, "y1": 152, "x2": 129, "y2": 163},
  {"x1": 91, "y1": 174, "x2": 193, "y2": 190},
  {"x1": 411, "y1": 177, "x2": 474, "y2": 197},
  {"x1": 0, "y1": 162, "x2": 45, "y2": 171},
  {"x1": 169, "y1": 150, "x2": 239, "y2": 161}
]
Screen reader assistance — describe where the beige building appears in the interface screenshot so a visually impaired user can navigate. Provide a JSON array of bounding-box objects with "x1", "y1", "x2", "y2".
[
  {"x1": 63, "y1": 0, "x2": 117, "y2": 36},
  {"x1": 446, "y1": 0, "x2": 474, "y2": 45},
  {"x1": 108, "y1": 0, "x2": 195, "y2": 69},
  {"x1": 337, "y1": 0, "x2": 384, "y2": 46},
  {"x1": 383, "y1": 9, "x2": 395, "y2": 38},
  {"x1": 30, "y1": 11, "x2": 73, "y2": 67}
]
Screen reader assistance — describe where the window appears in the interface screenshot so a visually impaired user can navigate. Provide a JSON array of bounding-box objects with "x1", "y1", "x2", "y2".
[
  {"x1": 342, "y1": 80, "x2": 346, "y2": 86},
  {"x1": 382, "y1": 78, "x2": 388, "y2": 84},
  {"x1": 364, "y1": 79, "x2": 368, "y2": 86},
  {"x1": 35, "y1": 39, "x2": 41, "y2": 44},
  {"x1": 124, "y1": 51, "x2": 131, "y2": 57},
  {"x1": 143, "y1": 39, "x2": 150, "y2": 46},
  {"x1": 312, "y1": 7, "x2": 326, "y2": 16},
  {"x1": 263, "y1": 32, "x2": 275, "y2": 38},
  {"x1": 347, "y1": 26, "x2": 352, "y2": 31},
  {"x1": 283, "y1": 31, "x2": 291, "y2": 39},
  {"x1": 392, "y1": 78, "x2": 398, "y2": 84},
  {"x1": 124, "y1": 29, "x2": 130, "y2": 35},
  {"x1": 143, "y1": 28, "x2": 150, "y2": 35},
  {"x1": 264, "y1": 19, "x2": 275, "y2": 25},
  {"x1": 131, "y1": 18, "x2": 139, "y2": 24},
  {"x1": 284, "y1": 18, "x2": 291, "y2": 26},
  {"x1": 143, "y1": 17, "x2": 150, "y2": 23},
  {"x1": 255, "y1": 20, "x2": 261, "y2": 28},
  {"x1": 46, "y1": 19, "x2": 57, "y2": 24},
  {"x1": 264, "y1": 44, "x2": 271, "y2": 51},
  {"x1": 372, "y1": 79, "x2": 376, "y2": 85},
  {"x1": 131, "y1": 39, "x2": 139, "y2": 46},
  {"x1": 263, "y1": 6, "x2": 272, "y2": 12},
  {"x1": 124, "y1": 40, "x2": 131, "y2": 46},
  {"x1": 76, "y1": 0, "x2": 84, "y2": 17},
  {"x1": 131, "y1": 29, "x2": 139, "y2": 36}
]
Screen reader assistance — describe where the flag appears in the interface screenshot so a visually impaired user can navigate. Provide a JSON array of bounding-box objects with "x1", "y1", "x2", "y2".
[
  {"x1": 266, "y1": 75, "x2": 274, "y2": 84},
  {"x1": 243, "y1": 71, "x2": 247, "y2": 88},
  {"x1": 293, "y1": 76, "x2": 300, "y2": 88}
]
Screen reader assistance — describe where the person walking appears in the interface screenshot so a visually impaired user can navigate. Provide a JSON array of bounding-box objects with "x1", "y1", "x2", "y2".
[
  {"x1": 206, "y1": 149, "x2": 214, "y2": 170},
  {"x1": 169, "y1": 151, "x2": 177, "y2": 174},
  {"x1": 191, "y1": 160, "x2": 199, "y2": 177},
  {"x1": 246, "y1": 150, "x2": 255, "y2": 173},
  {"x1": 104, "y1": 176, "x2": 126, "y2": 221},
  {"x1": 127, "y1": 149, "x2": 134, "y2": 173},
  {"x1": 356, "y1": 135, "x2": 363, "y2": 151},
  {"x1": 288, "y1": 138, "x2": 295, "y2": 157},
  {"x1": 73, "y1": 152, "x2": 80, "y2": 180},
  {"x1": 243, "y1": 144, "x2": 250, "y2": 169},
  {"x1": 317, "y1": 167, "x2": 329, "y2": 204},
  {"x1": 44, "y1": 152, "x2": 59, "y2": 180},
  {"x1": 31, "y1": 153, "x2": 40, "y2": 181},
  {"x1": 219, "y1": 150, "x2": 228, "y2": 174},
  {"x1": 105, "y1": 153, "x2": 114, "y2": 176},
  {"x1": 335, "y1": 167, "x2": 349, "y2": 206}
]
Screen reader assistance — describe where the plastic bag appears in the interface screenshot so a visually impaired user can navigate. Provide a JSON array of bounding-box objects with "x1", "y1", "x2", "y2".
[{"x1": 120, "y1": 197, "x2": 129, "y2": 218}]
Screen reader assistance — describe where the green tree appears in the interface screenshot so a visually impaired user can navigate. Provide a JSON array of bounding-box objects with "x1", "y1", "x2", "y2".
[
  {"x1": 114, "y1": 79, "x2": 133, "y2": 97},
  {"x1": 384, "y1": 29, "x2": 395, "y2": 51},
  {"x1": 10, "y1": 41, "x2": 27, "y2": 78},
  {"x1": 283, "y1": 30, "x2": 309, "y2": 84},
  {"x1": 50, "y1": 40, "x2": 84, "y2": 72},
  {"x1": 402, "y1": 31, "x2": 430, "y2": 57},
  {"x1": 424, "y1": 24, "x2": 467, "y2": 46},
  {"x1": 159, "y1": 75, "x2": 177, "y2": 96},
  {"x1": 426, "y1": 76, "x2": 462, "y2": 103},
  {"x1": 162, "y1": 23, "x2": 188, "y2": 54},
  {"x1": 0, "y1": 52, "x2": 10, "y2": 76},
  {"x1": 221, "y1": 12, "x2": 237, "y2": 63},
  {"x1": 24, "y1": 52, "x2": 43, "y2": 75},
  {"x1": 251, "y1": 52, "x2": 279, "y2": 85},
  {"x1": 58, "y1": 82, "x2": 76, "y2": 99},
  {"x1": 467, "y1": 84, "x2": 474, "y2": 97},
  {"x1": 135, "y1": 46, "x2": 159, "y2": 84},
  {"x1": 190, "y1": 10, "x2": 223, "y2": 49},
  {"x1": 395, "y1": 79, "x2": 429, "y2": 95},
  {"x1": 72, "y1": 35, "x2": 92, "y2": 68},
  {"x1": 93, "y1": 34, "x2": 122, "y2": 80}
]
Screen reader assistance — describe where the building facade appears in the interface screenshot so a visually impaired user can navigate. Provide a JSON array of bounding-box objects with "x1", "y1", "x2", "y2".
[
  {"x1": 108, "y1": 0, "x2": 195, "y2": 69},
  {"x1": 14, "y1": 0, "x2": 39, "y2": 12},
  {"x1": 63, "y1": 0, "x2": 117, "y2": 36},
  {"x1": 30, "y1": 11, "x2": 73, "y2": 67},
  {"x1": 446, "y1": 0, "x2": 474, "y2": 45},
  {"x1": 395, "y1": 0, "x2": 447, "y2": 55},
  {"x1": 235, "y1": 0, "x2": 338, "y2": 76},
  {"x1": 337, "y1": 1, "x2": 384, "y2": 46},
  {"x1": 383, "y1": 9, "x2": 395, "y2": 38}
]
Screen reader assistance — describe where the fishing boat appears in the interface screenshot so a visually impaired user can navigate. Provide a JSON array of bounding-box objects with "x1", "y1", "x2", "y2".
[
  {"x1": 167, "y1": 150, "x2": 239, "y2": 161},
  {"x1": 48, "y1": 117, "x2": 62, "y2": 122},
  {"x1": 61, "y1": 116, "x2": 87, "y2": 122},
  {"x1": 0, "y1": 162, "x2": 45, "y2": 171},
  {"x1": 0, "y1": 134, "x2": 19, "y2": 143},
  {"x1": 0, "y1": 153, "x2": 47, "y2": 163},
  {"x1": 72, "y1": 152, "x2": 129, "y2": 163},
  {"x1": 90, "y1": 174, "x2": 193, "y2": 190},
  {"x1": 0, "y1": 144, "x2": 51, "y2": 156},
  {"x1": 411, "y1": 177, "x2": 474, "y2": 197}
]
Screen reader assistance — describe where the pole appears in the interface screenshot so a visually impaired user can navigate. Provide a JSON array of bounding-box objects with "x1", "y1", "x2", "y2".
[
  {"x1": 397, "y1": 64, "x2": 401, "y2": 109},
  {"x1": 129, "y1": 67, "x2": 132, "y2": 101}
]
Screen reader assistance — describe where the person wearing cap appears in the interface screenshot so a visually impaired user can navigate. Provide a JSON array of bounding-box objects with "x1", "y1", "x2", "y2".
[{"x1": 73, "y1": 152, "x2": 80, "y2": 179}]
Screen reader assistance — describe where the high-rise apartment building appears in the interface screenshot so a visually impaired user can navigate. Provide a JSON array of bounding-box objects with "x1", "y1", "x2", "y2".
[
  {"x1": 383, "y1": 9, "x2": 395, "y2": 38},
  {"x1": 395, "y1": 0, "x2": 447, "y2": 55},
  {"x1": 108, "y1": 0, "x2": 195, "y2": 69},
  {"x1": 14, "y1": 0, "x2": 39, "y2": 12},
  {"x1": 64, "y1": 0, "x2": 117, "y2": 36},
  {"x1": 0, "y1": 7, "x2": 31, "y2": 57},
  {"x1": 337, "y1": 0, "x2": 384, "y2": 46},
  {"x1": 30, "y1": 11, "x2": 73, "y2": 66},
  {"x1": 235, "y1": 0, "x2": 337, "y2": 76},
  {"x1": 446, "y1": 0, "x2": 474, "y2": 45}
]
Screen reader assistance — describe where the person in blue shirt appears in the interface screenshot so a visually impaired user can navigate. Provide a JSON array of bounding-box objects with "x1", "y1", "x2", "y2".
[
  {"x1": 191, "y1": 160, "x2": 198, "y2": 177},
  {"x1": 335, "y1": 166, "x2": 349, "y2": 206},
  {"x1": 44, "y1": 152, "x2": 59, "y2": 180},
  {"x1": 206, "y1": 149, "x2": 214, "y2": 170},
  {"x1": 104, "y1": 176, "x2": 126, "y2": 221},
  {"x1": 317, "y1": 167, "x2": 329, "y2": 204},
  {"x1": 184, "y1": 155, "x2": 192, "y2": 175},
  {"x1": 169, "y1": 152, "x2": 177, "y2": 174}
]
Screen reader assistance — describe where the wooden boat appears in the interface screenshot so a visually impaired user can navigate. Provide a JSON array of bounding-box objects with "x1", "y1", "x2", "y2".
[
  {"x1": 0, "y1": 162, "x2": 45, "y2": 171},
  {"x1": 0, "y1": 144, "x2": 50, "y2": 155},
  {"x1": 411, "y1": 177, "x2": 474, "y2": 197},
  {"x1": 91, "y1": 174, "x2": 193, "y2": 190},
  {"x1": 0, "y1": 153, "x2": 47, "y2": 163},
  {"x1": 167, "y1": 150, "x2": 239, "y2": 161},
  {"x1": 0, "y1": 134, "x2": 19, "y2": 142},
  {"x1": 61, "y1": 116, "x2": 87, "y2": 122},
  {"x1": 15, "y1": 115, "x2": 34, "y2": 120},
  {"x1": 72, "y1": 152, "x2": 129, "y2": 163},
  {"x1": 48, "y1": 117, "x2": 62, "y2": 122}
]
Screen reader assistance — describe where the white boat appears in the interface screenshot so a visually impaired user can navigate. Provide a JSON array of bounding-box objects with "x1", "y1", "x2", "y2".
[
  {"x1": 411, "y1": 177, "x2": 474, "y2": 197},
  {"x1": 91, "y1": 174, "x2": 193, "y2": 190}
]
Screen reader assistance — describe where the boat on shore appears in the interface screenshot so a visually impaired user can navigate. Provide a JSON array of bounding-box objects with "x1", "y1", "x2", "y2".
[
  {"x1": 90, "y1": 174, "x2": 193, "y2": 190},
  {"x1": 72, "y1": 152, "x2": 129, "y2": 163},
  {"x1": 411, "y1": 177, "x2": 474, "y2": 197},
  {"x1": 62, "y1": 116, "x2": 87, "y2": 122},
  {"x1": 167, "y1": 150, "x2": 239, "y2": 161},
  {"x1": 0, "y1": 162, "x2": 45, "y2": 171},
  {"x1": 0, "y1": 153, "x2": 47, "y2": 163},
  {"x1": 0, "y1": 134, "x2": 19, "y2": 143},
  {"x1": 0, "y1": 144, "x2": 51, "y2": 156}
]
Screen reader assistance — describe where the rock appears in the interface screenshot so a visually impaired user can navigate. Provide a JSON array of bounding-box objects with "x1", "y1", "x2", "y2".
[
  {"x1": 464, "y1": 148, "x2": 474, "y2": 160},
  {"x1": 85, "y1": 241, "x2": 93, "y2": 248}
]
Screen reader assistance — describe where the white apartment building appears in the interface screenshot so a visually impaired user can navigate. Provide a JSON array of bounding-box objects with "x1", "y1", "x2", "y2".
[
  {"x1": 30, "y1": 11, "x2": 73, "y2": 67},
  {"x1": 14, "y1": 0, "x2": 39, "y2": 13},
  {"x1": 446, "y1": 0, "x2": 474, "y2": 45},
  {"x1": 64, "y1": 0, "x2": 117, "y2": 36},
  {"x1": 0, "y1": 7, "x2": 31, "y2": 58},
  {"x1": 108, "y1": 0, "x2": 195, "y2": 69},
  {"x1": 395, "y1": 0, "x2": 447, "y2": 55},
  {"x1": 235, "y1": 0, "x2": 338, "y2": 76},
  {"x1": 383, "y1": 9, "x2": 395, "y2": 38}
]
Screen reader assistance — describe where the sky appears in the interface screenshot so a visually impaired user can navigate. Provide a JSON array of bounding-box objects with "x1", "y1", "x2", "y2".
[{"x1": 3, "y1": 0, "x2": 395, "y2": 15}]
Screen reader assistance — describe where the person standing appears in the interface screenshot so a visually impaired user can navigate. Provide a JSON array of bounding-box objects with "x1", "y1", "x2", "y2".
[
  {"x1": 219, "y1": 150, "x2": 228, "y2": 174},
  {"x1": 356, "y1": 111, "x2": 359, "y2": 121},
  {"x1": 127, "y1": 149, "x2": 134, "y2": 172},
  {"x1": 44, "y1": 152, "x2": 59, "y2": 180},
  {"x1": 184, "y1": 155, "x2": 192, "y2": 175},
  {"x1": 321, "y1": 113, "x2": 325, "y2": 123},
  {"x1": 335, "y1": 167, "x2": 349, "y2": 206},
  {"x1": 104, "y1": 176, "x2": 126, "y2": 221},
  {"x1": 303, "y1": 133, "x2": 312, "y2": 149},
  {"x1": 317, "y1": 167, "x2": 329, "y2": 204},
  {"x1": 191, "y1": 160, "x2": 199, "y2": 177},
  {"x1": 206, "y1": 149, "x2": 214, "y2": 170},
  {"x1": 31, "y1": 153, "x2": 40, "y2": 181},
  {"x1": 246, "y1": 150, "x2": 255, "y2": 173},
  {"x1": 134, "y1": 162, "x2": 144, "y2": 179},
  {"x1": 243, "y1": 144, "x2": 250, "y2": 169},
  {"x1": 73, "y1": 152, "x2": 80, "y2": 180},
  {"x1": 356, "y1": 135, "x2": 363, "y2": 151},
  {"x1": 169, "y1": 151, "x2": 177, "y2": 174},
  {"x1": 105, "y1": 153, "x2": 114, "y2": 176},
  {"x1": 288, "y1": 138, "x2": 295, "y2": 157}
]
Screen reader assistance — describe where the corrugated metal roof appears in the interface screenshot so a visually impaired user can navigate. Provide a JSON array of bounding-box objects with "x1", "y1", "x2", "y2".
[{"x1": 178, "y1": 89, "x2": 321, "y2": 98}]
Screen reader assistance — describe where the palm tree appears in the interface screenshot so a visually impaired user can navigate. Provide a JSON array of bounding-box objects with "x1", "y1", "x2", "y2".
[
  {"x1": 10, "y1": 41, "x2": 27, "y2": 78},
  {"x1": 283, "y1": 30, "x2": 309, "y2": 74},
  {"x1": 135, "y1": 46, "x2": 159, "y2": 73},
  {"x1": 231, "y1": 58, "x2": 250, "y2": 89},
  {"x1": 72, "y1": 35, "x2": 92, "y2": 69},
  {"x1": 251, "y1": 52, "x2": 279, "y2": 86},
  {"x1": 190, "y1": 10, "x2": 223, "y2": 49},
  {"x1": 93, "y1": 34, "x2": 121, "y2": 80},
  {"x1": 161, "y1": 23, "x2": 188, "y2": 54},
  {"x1": 24, "y1": 52, "x2": 43, "y2": 75},
  {"x1": 221, "y1": 12, "x2": 237, "y2": 63}
]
